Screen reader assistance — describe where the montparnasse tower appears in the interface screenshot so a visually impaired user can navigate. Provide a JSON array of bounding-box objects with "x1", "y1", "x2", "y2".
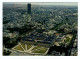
[
  {"x1": 27, "y1": 3, "x2": 31, "y2": 14},
  {"x1": 27, "y1": 3, "x2": 31, "y2": 22}
]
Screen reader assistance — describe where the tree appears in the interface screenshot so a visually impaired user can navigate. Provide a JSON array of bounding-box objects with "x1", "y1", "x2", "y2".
[{"x1": 3, "y1": 49, "x2": 11, "y2": 55}]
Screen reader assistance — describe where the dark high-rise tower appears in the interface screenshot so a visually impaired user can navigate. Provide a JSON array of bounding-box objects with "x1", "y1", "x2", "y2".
[{"x1": 27, "y1": 4, "x2": 31, "y2": 14}]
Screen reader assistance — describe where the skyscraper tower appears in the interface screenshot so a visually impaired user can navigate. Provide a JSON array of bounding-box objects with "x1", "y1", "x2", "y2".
[
  {"x1": 27, "y1": 3, "x2": 31, "y2": 22},
  {"x1": 27, "y1": 3, "x2": 31, "y2": 14}
]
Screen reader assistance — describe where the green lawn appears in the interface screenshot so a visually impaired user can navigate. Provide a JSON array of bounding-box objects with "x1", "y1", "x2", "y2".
[
  {"x1": 32, "y1": 46, "x2": 40, "y2": 50},
  {"x1": 14, "y1": 45, "x2": 24, "y2": 51},
  {"x1": 27, "y1": 45, "x2": 32, "y2": 50},
  {"x1": 65, "y1": 38, "x2": 70, "y2": 43},
  {"x1": 32, "y1": 50, "x2": 46, "y2": 53},
  {"x1": 21, "y1": 43, "x2": 26, "y2": 50},
  {"x1": 32, "y1": 46, "x2": 48, "y2": 53}
]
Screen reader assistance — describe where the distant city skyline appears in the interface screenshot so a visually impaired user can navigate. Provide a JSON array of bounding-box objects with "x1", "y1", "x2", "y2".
[
  {"x1": 3, "y1": 1, "x2": 78, "y2": 56},
  {"x1": 4, "y1": 2, "x2": 78, "y2": 6}
]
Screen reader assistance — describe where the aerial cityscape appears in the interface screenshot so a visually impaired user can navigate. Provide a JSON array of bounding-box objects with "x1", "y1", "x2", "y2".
[{"x1": 3, "y1": 2, "x2": 78, "y2": 56}]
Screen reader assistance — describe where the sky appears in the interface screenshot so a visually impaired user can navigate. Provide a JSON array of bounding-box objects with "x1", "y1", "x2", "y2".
[{"x1": 4, "y1": 2, "x2": 78, "y2": 6}]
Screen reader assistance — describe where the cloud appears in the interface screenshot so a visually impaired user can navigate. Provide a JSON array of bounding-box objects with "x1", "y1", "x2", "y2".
[{"x1": 4, "y1": 2, "x2": 78, "y2": 6}]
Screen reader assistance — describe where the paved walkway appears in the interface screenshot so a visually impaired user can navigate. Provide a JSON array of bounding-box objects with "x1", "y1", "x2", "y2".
[
  {"x1": 10, "y1": 43, "x2": 49, "y2": 55},
  {"x1": 28, "y1": 46, "x2": 35, "y2": 53}
]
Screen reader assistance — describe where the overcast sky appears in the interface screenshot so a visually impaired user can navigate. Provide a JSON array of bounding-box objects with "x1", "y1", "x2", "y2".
[{"x1": 4, "y1": 2, "x2": 78, "y2": 6}]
